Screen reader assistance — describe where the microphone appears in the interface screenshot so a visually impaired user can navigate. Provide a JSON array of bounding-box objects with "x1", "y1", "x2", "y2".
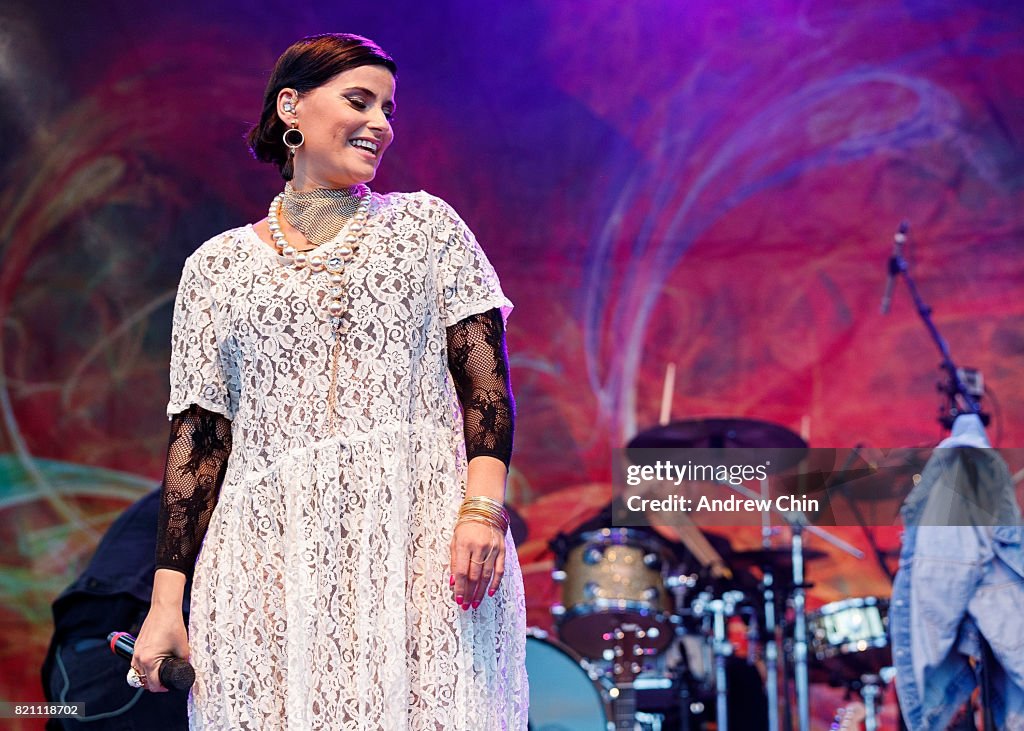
[
  {"x1": 107, "y1": 631, "x2": 196, "y2": 691},
  {"x1": 880, "y1": 221, "x2": 909, "y2": 315}
]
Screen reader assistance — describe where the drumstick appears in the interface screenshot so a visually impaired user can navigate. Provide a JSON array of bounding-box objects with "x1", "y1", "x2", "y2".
[
  {"x1": 662, "y1": 515, "x2": 732, "y2": 580},
  {"x1": 659, "y1": 363, "x2": 676, "y2": 426}
]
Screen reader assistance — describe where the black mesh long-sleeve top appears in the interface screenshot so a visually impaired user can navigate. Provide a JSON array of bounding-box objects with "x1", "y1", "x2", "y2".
[{"x1": 154, "y1": 308, "x2": 515, "y2": 577}]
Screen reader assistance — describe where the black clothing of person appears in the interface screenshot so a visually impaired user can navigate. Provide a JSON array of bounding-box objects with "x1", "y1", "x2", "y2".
[{"x1": 41, "y1": 490, "x2": 189, "y2": 730}]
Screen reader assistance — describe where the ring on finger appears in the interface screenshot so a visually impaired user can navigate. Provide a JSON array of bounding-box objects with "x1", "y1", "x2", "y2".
[
  {"x1": 127, "y1": 667, "x2": 145, "y2": 689},
  {"x1": 469, "y1": 557, "x2": 486, "y2": 565}
]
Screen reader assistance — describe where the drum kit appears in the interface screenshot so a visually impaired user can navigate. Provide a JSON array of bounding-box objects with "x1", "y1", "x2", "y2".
[{"x1": 526, "y1": 417, "x2": 901, "y2": 731}]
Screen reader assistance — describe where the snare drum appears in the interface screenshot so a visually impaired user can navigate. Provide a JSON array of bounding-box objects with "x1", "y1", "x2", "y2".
[
  {"x1": 553, "y1": 528, "x2": 678, "y2": 658},
  {"x1": 808, "y1": 596, "x2": 890, "y2": 680},
  {"x1": 526, "y1": 629, "x2": 611, "y2": 731}
]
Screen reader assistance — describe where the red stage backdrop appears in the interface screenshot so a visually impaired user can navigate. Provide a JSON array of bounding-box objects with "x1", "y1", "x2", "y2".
[{"x1": 1, "y1": 0, "x2": 1022, "y2": 727}]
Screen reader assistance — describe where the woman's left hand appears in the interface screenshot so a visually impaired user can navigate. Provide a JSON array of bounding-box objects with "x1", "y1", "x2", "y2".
[{"x1": 450, "y1": 521, "x2": 504, "y2": 610}]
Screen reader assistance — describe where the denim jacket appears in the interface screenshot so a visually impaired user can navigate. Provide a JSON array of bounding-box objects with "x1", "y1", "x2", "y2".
[{"x1": 891, "y1": 415, "x2": 1024, "y2": 730}]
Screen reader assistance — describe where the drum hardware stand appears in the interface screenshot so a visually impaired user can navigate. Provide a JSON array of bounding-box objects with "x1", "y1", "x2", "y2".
[
  {"x1": 710, "y1": 480, "x2": 865, "y2": 731},
  {"x1": 691, "y1": 589, "x2": 744, "y2": 731},
  {"x1": 845, "y1": 667, "x2": 894, "y2": 731},
  {"x1": 859, "y1": 673, "x2": 882, "y2": 731},
  {"x1": 761, "y1": 565, "x2": 782, "y2": 731},
  {"x1": 665, "y1": 573, "x2": 700, "y2": 731},
  {"x1": 634, "y1": 712, "x2": 663, "y2": 731},
  {"x1": 790, "y1": 525, "x2": 812, "y2": 731},
  {"x1": 720, "y1": 480, "x2": 866, "y2": 561},
  {"x1": 761, "y1": 478, "x2": 781, "y2": 731}
]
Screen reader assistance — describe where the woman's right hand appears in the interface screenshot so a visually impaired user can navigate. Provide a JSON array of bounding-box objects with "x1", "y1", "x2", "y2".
[{"x1": 131, "y1": 606, "x2": 190, "y2": 693}]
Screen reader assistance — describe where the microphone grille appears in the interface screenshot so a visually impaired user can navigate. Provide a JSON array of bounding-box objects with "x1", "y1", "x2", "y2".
[{"x1": 160, "y1": 657, "x2": 196, "y2": 691}]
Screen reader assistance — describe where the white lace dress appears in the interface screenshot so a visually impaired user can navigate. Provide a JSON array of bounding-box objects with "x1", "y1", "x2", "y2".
[{"x1": 166, "y1": 191, "x2": 528, "y2": 730}]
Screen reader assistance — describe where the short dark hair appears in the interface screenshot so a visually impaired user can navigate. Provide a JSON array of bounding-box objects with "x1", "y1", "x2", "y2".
[{"x1": 246, "y1": 33, "x2": 397, "y2": 180}]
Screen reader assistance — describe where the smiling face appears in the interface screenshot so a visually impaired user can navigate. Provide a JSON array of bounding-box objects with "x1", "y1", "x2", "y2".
[{"x1": 279, "y1": 64, "x2": 396, "y2": 190}]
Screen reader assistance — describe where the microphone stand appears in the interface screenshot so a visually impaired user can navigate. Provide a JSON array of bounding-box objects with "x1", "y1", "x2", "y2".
[{"x1": 883, "y1": 224, "x2": 988, "y2": 427}]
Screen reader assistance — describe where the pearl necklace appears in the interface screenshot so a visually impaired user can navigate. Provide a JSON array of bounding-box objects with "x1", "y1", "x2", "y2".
[{"x1": 266, "y1": 184, "x2": 371, "y2": 321}]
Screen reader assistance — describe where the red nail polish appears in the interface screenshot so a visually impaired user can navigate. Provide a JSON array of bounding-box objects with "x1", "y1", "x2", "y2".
[
  {"x1": 461, "y1": 603, "x2": 470, "y2": 611},
  {"x1": 449, "y1": 575, "x2": 455, "y2": 587},
  {"x1": 455, "y1": 595, "x2": 463, "y2": 604},
  {"x1": 488, "y1": 588, "x2": 495, "y2": 597},
  {"x1": 472, "y1": 601, "x2": 480, "y2": 609}
]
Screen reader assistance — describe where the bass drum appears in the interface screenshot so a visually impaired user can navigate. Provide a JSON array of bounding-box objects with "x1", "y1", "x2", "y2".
[
  {"x1": 526, "y1": 628, "x2": 611, "y2": 731},
  {"x1": 554, "y1": 527, "x2": 677, "y2": 658}
]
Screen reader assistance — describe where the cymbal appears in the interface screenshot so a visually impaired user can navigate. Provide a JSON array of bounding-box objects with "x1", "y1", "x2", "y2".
[
  {"x1": 730, "y1": 547, "x2": 828, "y2": 569},
  {"x1": 834, "y1": 448, "x2": 930, "y2": 502},
  {"x1": 628, "y1": 418, "x2": 808, "y2": 472},
  {"x1": 829, "y1": 475, "x2": 915, "y2": 504}
]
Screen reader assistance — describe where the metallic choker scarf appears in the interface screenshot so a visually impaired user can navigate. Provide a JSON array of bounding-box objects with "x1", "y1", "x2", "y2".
[{"x1": 282, "y1": 183, "x2": 363, "y2": 247}]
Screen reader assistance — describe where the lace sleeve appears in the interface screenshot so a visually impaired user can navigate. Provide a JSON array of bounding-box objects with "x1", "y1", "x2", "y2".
[
  {"x1": 431, "y1": 195, "x2": 513, "y2": 327},
  {"x1": 167, "y1": 254, "x2": 239, "y2": 419},
  {"x1": 155, "y1": 404, "x2": 233, "y2": 577},
  {"x1": 446, "y1": 308, "x2": 515, "y2": 468}
]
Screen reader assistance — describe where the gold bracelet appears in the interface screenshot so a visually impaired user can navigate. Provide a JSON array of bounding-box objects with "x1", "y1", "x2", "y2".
[
  {"x1": 458, "y1": 496, "x2": 510, "y2": 533},
  {"x1": 456, "y1": 509, "x2": 509, "y2": 534},
  {"x1": 455, "y1": 505, "x2": 508, "y2": 533},
  {"x1": 462, "y1": 495, "x2": 509, "y2": 519},
  {"x1": 456, "y1": 515, "x2": 506, "y2": 534}
]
